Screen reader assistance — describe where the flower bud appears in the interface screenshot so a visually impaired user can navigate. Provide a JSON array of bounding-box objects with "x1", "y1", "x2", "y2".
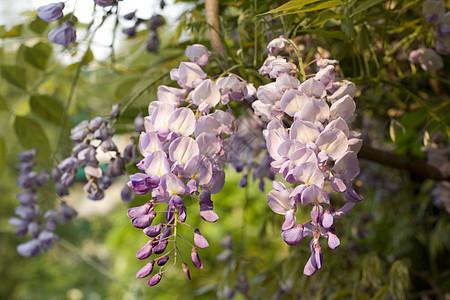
[
  {"x1": 143, "y1": 223, "x2": 162, "y2": 237},
  {"x1": 157, "y1": 255, "x2": 169, "y2": 266},
  {"x1": 131, "y1": 211, "x2": 156, "y2": 229},
  {"x1": 48, "y1": 21, "x2": 76, "y2": 46},
  {"x1": 37, "y1": 2, "x2": 64, "y2": 22},
  {"x1": 18, "y1": 149, "x2": 37, "y2": 163},
  {"x1": 191, "y1": 247, "x2": 203, "y2": 269},
  {"x1": 182, "y1": 263, "x2": 191, "y2": 280},
  {"x1": 147, "y1": 273, "x2": 162, "y2": 286},
  {"x1": 136, "y1": 260, "x2": 155, "y2": 278},
  {"x1": 136, "y1": 239, "x2": 154, "y2": 260},
  {"x1": 152, "y1": 240, "x2": 168, "y2": 255},
  {"x1": 194, "y1": 228, "x2": 209, "y2": 248}
]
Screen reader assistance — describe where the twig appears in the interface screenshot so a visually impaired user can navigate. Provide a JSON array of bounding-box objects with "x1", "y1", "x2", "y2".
[
  {"x1": 358, "y1": 143, "x2": 448, "y2": 182},
  {"x1": 205, "y1": 0, "x2": 227, "y2": 58}
]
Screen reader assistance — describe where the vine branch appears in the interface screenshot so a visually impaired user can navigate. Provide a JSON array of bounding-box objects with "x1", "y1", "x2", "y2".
[
  {"x1": 205, "y1": 0, "x2": 227, "y2": 58},
  {"x1": 358, "y1": 143, "x2": 449, "y2": 182}
]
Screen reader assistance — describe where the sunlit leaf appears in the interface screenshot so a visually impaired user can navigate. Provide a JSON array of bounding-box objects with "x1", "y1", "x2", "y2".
[
  {"x1": 264, "y1": 0, "x2": 322, "y2": 14},
  {"x1": 14, "y1": 116, "x2": 51, "y2": 152},
  {"x1": 30, "y1": 94, "x2": 64, "y2": 124},
  {"x1": 0, "y1": 25, "x2": 22, "y2": 38},
  {"x1": 1, "y1": 65, "x2": 27, "y2": 90},
  {"x1": 297, "y1": 29, "x2": 350, "y2": 41},
  {"x1": 29, "y1": 16, "x2": 48, "y2": 34},
  {"x1": 0, "y1": 137, "x2": 5, "y2": 178},
  {"x1": 0, "y1": 95, "x2": 8, "y2": 110},
  {"x1": 350, "y1": 0, "x2": 386, "y2": 17},
  {"x1": 24, "y1": 42, "x2": 52, "y2": 70},
  {"x1": 293, "y1": 0, "x2": 343, "y2": 13},
  {"x1": 114, "y1": 79, "x2": 139, "y2": 102}
]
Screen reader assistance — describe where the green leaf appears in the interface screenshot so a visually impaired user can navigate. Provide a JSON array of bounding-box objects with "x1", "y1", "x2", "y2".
[
  {"x1": 29, "y1": 16, "x2": 49, "y2": 34},
  {"x1": 0, "y1": 25, "x2": 23, "y2": 38},
  {"x1": 1, "y1": 65, "x2": 27, "y2": 90},
  {"x1": 24, "y1": 42, "x2": 53, "y2": 70},
  {"x1": 114, "y1": 79, "x2": 139, "y2": 102},
  {"x1": 292, "y1": 0, "x2": 343, "y2": 13},
  {"x1": 350, "y1": 0, "x2": 386, "y2": 17},
  {"x1": 14, "y1": 116, "x2": 51, "y2": 152},
  {"x1": 264, "y1": 0, "x2": 322, "y2": 14},
  {"x1": 0, "y1": 95, "x2": 8, "y2": 110},
  {"x1": 0, "y1": 137, "x2": 5, "y2": 178},
  {"x1": 29, "y1": 94, "x2": 64, "y2": 125},
  {"x1": 297, "y1": 29, "x2": 350, "y2": 41}
]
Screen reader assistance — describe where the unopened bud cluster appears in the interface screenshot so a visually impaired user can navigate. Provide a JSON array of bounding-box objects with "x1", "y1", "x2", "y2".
[
  {"x1": 53, "y1": 104, "x2": 137, "y2": 201},
  {"x1": 257, "y1": 37, "x2": 363, "y2": 276},
  {"x1": 10, "y1": 149, "x2": 77, "y2": 257}
]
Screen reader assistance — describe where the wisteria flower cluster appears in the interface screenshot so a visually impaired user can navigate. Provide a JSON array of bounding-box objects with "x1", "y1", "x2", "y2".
[
  {"x1": 409, "y1": 0, "x2": 450, "y2": 70},
  {"x1": 10, "y1": 149, "x2": 77, "y2": 256},
  {"x1": 255, "y1": 37, "x2": 363, "y2": 276},
  {"x1": 53, "y1": 104, "x2": 137, "y2": 201},
  {"x1": 126, "y1": 44, "x2": 256, "y2": 285},
  {"x1": 37, "y1": 0, "x2": 121, "y2": 46}
]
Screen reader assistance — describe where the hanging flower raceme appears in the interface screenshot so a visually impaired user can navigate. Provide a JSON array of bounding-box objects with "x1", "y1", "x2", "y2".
[
  {"x1": 10, "y1": 149, "x2": 77, "y2": 257},
  {"x1": 53, "y1": 104, "x2": 137, "y2": 201},
  {"x1": 126, "y1": 44, "x2": 255, "y2": 286},
  {"x1": 258, "y1": 37, "x2": 363, "y2": 276}
]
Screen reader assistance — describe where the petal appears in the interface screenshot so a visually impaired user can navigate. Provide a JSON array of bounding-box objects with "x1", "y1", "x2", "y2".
[{"x1": 281, "y1": 223, "x2": 304, "y2": 246}]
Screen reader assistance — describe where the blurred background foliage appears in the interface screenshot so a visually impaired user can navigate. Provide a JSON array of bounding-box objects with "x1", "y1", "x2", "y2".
[{"x1": 0, "y1": 0, "x2": 449, "y2": 299}]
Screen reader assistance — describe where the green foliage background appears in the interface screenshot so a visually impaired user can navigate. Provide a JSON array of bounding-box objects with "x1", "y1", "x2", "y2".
[{"x1": 0, "y1": 0, "x2": 449, "y2": 299}]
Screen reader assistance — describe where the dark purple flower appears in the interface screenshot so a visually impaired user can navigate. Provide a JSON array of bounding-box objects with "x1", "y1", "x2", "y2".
[
  {"x1": 194, "y1": 228, "x2": 209, "y2": 248},
  {"x1": 48, "y1": 21, "x2": 76, "y2": 46},
  {"x1": 18, "y1": 149, "x2": 37, "y2": 162},
  {"x1": 136, "y1": 239, "x2": 154, "y2": 260},
  {"x1": 95, "y1": 0, "x2": 117, "y2": 7},
  {"x1": 182, "y1": 263, "x2": 191, "y2": 280},
  {"x1": 127, "y1": 202, "x2": 152, "y2": 218},
  {"x1": 127, "y1": 173, "x2": 160, "y2": 195},
  {"x1": 191, "y1": 247, "x2": 203, "y2": 269},
  {"x1": 15, "y1": 191, "x2": 37, "y2": 206},
  {"x1": 157, "y1": 255, "x2": 169, "y2": 266},
  {"x1": 131, "y1": 211, "x2": 156, "y2": 229},
  {"x1": 37, "y1": 2, "x2": 64, "y2": 22},
  {"x1": 143, "y1": 223, "x2": 162, "y2": 237},
  {"x1": 152, "y1": 240, "x2": 168, "y2": 255},
  {"x1": 136, "y1": 260, "x2": 155, "y2": 278},
  {"x1": 120, "y1": 185, "x2": 135, "y2": 202},
  {"x1": 199, "y1": 190, "x2": 219, "y2": 222},
  {"x1": 147, "y1": 273, "x2": 162, "y2": 286},
  {"x1": 17, "y1": 239, "x2": 42, "y2": 257}
]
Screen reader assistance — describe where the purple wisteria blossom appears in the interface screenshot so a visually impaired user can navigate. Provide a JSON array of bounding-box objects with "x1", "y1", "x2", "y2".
[
  {"x1": 11, "y1": 150, "x2": 77, "y2": 257},
  {"x1": 48, "y1": 20, "x2": 77, "y2": 46},
  {"x1": 127, "y1": 44, "x2": 253, "y2": 286},
  {"x1": 37, "y1": 2, "x2": 65, "y2": 22},
  {"x1": 258, "y1": 36, "x2": 363, "y2": 276}
]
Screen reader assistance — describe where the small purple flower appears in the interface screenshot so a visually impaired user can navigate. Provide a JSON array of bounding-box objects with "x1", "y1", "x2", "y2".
[
  {"x1": 147, "y1": 273, "x2": 162, "y2": 286},
  {"x1": 136, "y1": 260, "x2": 155, "y2": 278},
  {"x1": 267, "y1": 36, "x2": 287, "y2": 55},
  {"x1": 127, "y1": 173, "x2": 160, "y2": 195},
  {"x1": 194, "y1": 228, "x2": 209, "y2": 248},
  {"x1": 182, "y1": 263, "x2": 191, "y2": 280},
  {"x1": 191, "y1": 247, "x2": 203, "y2": 269},
  {"x1": 281, "y1": 224, "x2": 304, "y2": 246},
  {"x1": 185, "y1": 44, "x2": 211, "y2": 66},
  {"x1": 37, "y1": 2, "x2": 65, "y2": 22},
  {"x1": 48, "y1": 21, "x2": 77, "y2": 46},
  {"x1": 95, "y1": 0, "x2": 117, "y2": 7}
]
